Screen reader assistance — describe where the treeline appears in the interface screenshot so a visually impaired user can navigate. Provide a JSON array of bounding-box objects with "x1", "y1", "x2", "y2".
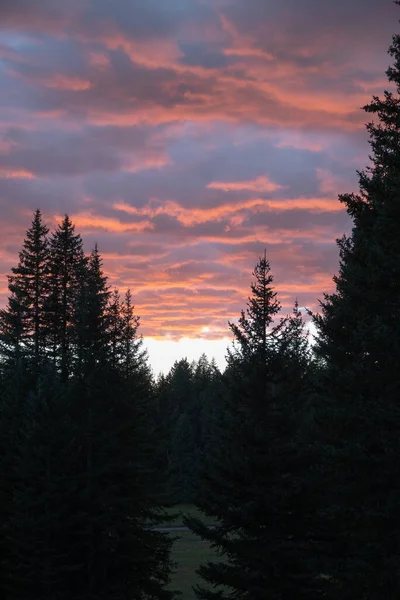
[
  {"x1": 2, "y1": 14, "x2": 400, "y2": 600},
  {"x1": 0, "y1": 213, "x2": 176, "y2": 599}
]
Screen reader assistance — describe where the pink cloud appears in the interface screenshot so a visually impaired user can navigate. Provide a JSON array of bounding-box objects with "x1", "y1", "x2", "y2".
[
  {"x1": 42, "y1": 74, "x2": 93, "y2": 91},
  {"x1": 0, "y1": 168, "x2": 37, "y2": 179},
  {"x1": 0, "y1": 0, "x2": 393, "y2": 346},
  {"x1": 206, "y1": 175, "x2": 283, "y2": 192},
  {"x1": 60, "y1": 211, "x2": 155, "y2": 233}
]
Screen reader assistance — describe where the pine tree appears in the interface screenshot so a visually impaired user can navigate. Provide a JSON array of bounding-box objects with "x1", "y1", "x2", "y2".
[
  {"x1": 70, "y1": 245, "x2": 176, "y2": 599},
  {"x1": 66, "y1": 365, "x2": 176, "y2": 600},
  {"x1": 0, "y1": 209, "x2": 49, "y2": 372},
  {"x1": 192, "y1": 355, "x2": 221, "y2": 477},
  {"x1": 107, "y1": 288, "x2": 124, "y2": 372},
  {"x1": 46, "y1": 214, "x2": 87, "y2": 380},
  {"x1": 313, "y1": 9, "x2": 400, "y2": 597},
  {"x1": 4, "y1": 369, "x2": 80, "y2": 600},
  {"x1": 120, "y1": 289, "x2": 143, "y2": 378},
  {"x1": 75, "y1": 244, "x2": 110, "y2": 377},
  {"x1": 162, "y1": 359, "x2": 197, "y2": 502},
  {"x1": 186, "y1": 255, "x2": 323, "y2": 599},
  {"x1": 0, "y1": 365, "x2": 37, "y2": 600},
  {"x1": 1, "y1": 224, "x2": 176, "y2": 599}
]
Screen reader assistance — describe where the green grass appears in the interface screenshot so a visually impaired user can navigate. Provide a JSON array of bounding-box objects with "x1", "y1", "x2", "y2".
[
  {"x1": 168, "y1": 530, "x2": 219, "y2": 598},
  {"x1": 162, "y1": 505, "x2": 221, "y2": 599}
]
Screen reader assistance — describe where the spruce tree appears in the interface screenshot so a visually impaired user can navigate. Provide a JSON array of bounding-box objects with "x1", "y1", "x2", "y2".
[
  {"x1": 163, "y1": 359, "x2": 197, "y2": 502},
  {"x1": 186, "y1": 255, "x2": 323, "y2": 599},
  {"x1": 70, "y1": 245, "x2": 176, "y2": 599},
  {"x1": 0, "y1": 226, "x2": 175, "y2": 600},
  {"x1": 4, "y1": 369, "x2": 80, "y2": 600},
  {"x1": 154, "y1": 355, "x2": 223, "y2": 506},
  {"x1": 74, "y1": 244, "x2": 110, "y2": 377},
  {"x1": 0, "y1": 365, "x2": 37, "y2": 600},
  {"x1": 120, "y1": 289, "x2": 143, "y2": 378},
  {"x1": 313, "y1": 8, "x2": 400, "y2": 597},
  {"x1": 46, "y1": 214, "x2": 87, "y2": 380},
  {"x1": 107, "y1": 288, "x2": 124, "y2": 372},
  {"x1": 0, "y1": 209, "x2": 49, "y2": 372}
]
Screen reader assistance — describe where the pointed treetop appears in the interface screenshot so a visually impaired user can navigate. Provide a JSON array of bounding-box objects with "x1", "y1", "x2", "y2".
[{"x1": 228, "y1": 252, "x2": 281, "y2": 361}]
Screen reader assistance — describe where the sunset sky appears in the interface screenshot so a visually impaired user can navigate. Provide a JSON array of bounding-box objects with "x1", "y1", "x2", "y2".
[{"x1": 0, "y1": 0, "x2": 398, "y2": 373}]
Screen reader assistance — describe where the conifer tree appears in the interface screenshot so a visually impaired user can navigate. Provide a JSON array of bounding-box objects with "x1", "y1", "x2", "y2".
[
  {"x1": 162, "y1": 359, "x2": 197, "y2": 502},
  {"x1": 70, "y1": 244, "x2": 176, "y2": 599},
  {"x1": 0, "y1": 209, "x2": 49, "y2": 371},
  {"x1": 0, "y1": 365, "x2": 37, "y2": 600},
  {"x1": 46, "y1": 215, "x2": 87, "y2": 380},
  {"x1": 187, "y1": 255, "x2": 322, "y2": 599},
  {"x1": 107, "y1": 288, "x2": 149, "y2": 382},
  {"x1": 120, "y1": 289, "x2": 143, "y2": 378},
  {"x1": 75, "y1": 244, "x2": 110, "y2": 377},
  {"x1": 1, "y1": 227, "x2": 177, "y2": 599},
  {"x1": 4, "y1": 369, "x2": 80, "y2": 600},
  {"x1": 313, "y1": 9, "x2": 400, "y2": 597},
  {"x1": 107, "y1": 288, "x2": 124, "y2": 372},
  {"x1": 154, "y1": 355, "x2": 223, "y2": 505}
]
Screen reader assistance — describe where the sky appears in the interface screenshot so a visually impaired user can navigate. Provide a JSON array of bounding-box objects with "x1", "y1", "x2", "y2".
[{"x1": 0, "y1": 0, "x2": 398, "y2": 374}]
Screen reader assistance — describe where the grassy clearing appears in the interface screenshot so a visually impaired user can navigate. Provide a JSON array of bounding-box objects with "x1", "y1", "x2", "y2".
[
  {"x1": 168, "y1": 530, "x2": 219, "y2": 598},
  {"x1": 163, "y1": 505, "x2": 221, "y2": 599}
]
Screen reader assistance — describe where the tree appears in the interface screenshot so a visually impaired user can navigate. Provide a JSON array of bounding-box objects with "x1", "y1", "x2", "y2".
[
  {"x1": 66, "y1": 365, "x2": 176, "y2": 600},
  {"x1": 1, "y1": 225, "x2": 177, "y2": 599},
  {"x1": 4, "y1": 369, "x2": 80, "y2": 600},
  {"x1": 313, "y1": 10, "x2": 400, "y2": 598},
  {"x1": 107, "y1": 288, "x2": 124, "y2": 373},
  {"x1": 192, "y1": 355, "x2": 223, "y2": 482},
  {"x1": 46, "y1": 214, "x2": 87, "y2": 380},
  {"x1": 186, "y1": 255, "x2": 323, "y2": 599},
  {"x1": 69, "y1": 244, "x2": 176, "y2": 599},
  {"x1": 0, "y1": 365, "x2": 38, "y2": 600},
  {"x1": 120, "y1": 289, "x2": 143, "y2": 378},
  {"x1": 0, "y1": 209, "x2": 49, "y2": 372},
  {"x1": 74, "y1": 244, "x2": 110, "y2": 377},
  {"x1": 158, "y1": 359, "x2": 198, "y2": 503}
]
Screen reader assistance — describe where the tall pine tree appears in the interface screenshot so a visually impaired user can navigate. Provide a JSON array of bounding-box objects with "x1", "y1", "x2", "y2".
[
  {"x1": 74, "y1": 244, "x2": 110, "y2": 377},
  {"x1": 313, "y1": 7, "x2": 400, "y2": 597},
  {"x1": 187, "y1": 255, "x2": 320, "y2": 599},
  {"x1": 0, "y1": 209, "x2": 49, "y2": 372},
  {"x1": 1, "y1": 224, "x2": 177, "y2": 600},
  {"x1": 46, "y1": 214, "x2": 87, "y2": 380}
]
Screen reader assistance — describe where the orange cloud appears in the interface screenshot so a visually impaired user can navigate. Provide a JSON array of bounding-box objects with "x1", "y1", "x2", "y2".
[
  {"x1": 88, "y1": 51, "x2": 111, "y2": 70},
  {"x1": 114, "y1": 198, "x2": 274, "y2": 226},
  {"x1": 0, "y1": 168, "x2": 37, "y2": 179},
  {"x1": 97, "y1": 33, "x2": 183, "y2": 70},
  {"x1": 113, "y1": 195, "x2": 341, "y2": 230},
  {"x1": 59, "y1": 212, "x2": 154, "y2": 233},
  {"x1": 275, "y1": 134, "x2": 324, "y2": 152},
  {"x1": 206, "y1": 175, "x2": 284, "y2": 192},
  {"x1": 263, "y1": 197, "x2": 342, "y2": 212},
  {"x1": 123, "y1": 155, "x2": 171, "y2": 172},
  {"x1": 1, "y1": 0, "x2": 382, "y2": 348},
  {"x1": 42, "y1": 74, "x2": 93, "y2": 91}
]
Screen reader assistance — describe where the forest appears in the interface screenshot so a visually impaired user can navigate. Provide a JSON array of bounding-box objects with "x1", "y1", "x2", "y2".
[{"x1": 2, "y1": 11, "x2": 400, "y2": 600}]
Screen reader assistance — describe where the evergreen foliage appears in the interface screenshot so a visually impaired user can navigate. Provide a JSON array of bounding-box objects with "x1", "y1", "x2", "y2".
[
  {"x1": 154, "y1": 356, "x2": 222, "y2": 504},
  {"x1": 75, "y1": 244, "x2": 111, "y2": 376},
  {"x1": 0, "y1": 209, "x2": 49, "y2": 371},
  {"x1": 46, "y1": 214, "x2": 87, "y2": 379},
  {"x1": 313, "y1": 8, "x2": 400, "y2": 597},
  {"x1": 186, "y1": 255, "x2": 319, "y2": 599},
  {"x1": 0, "y1": 211, "x2": 177, "y2": 600}
]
